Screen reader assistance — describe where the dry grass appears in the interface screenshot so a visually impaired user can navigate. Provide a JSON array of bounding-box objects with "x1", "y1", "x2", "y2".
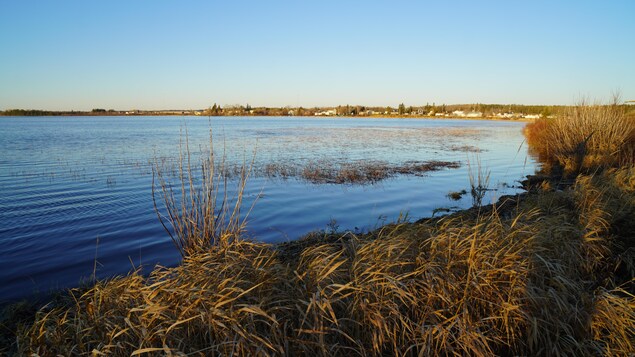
[
  {"x1": 19, "y1": 241, "x2": 290, "y2": 356},
  {"x1": 523, "y1": 97, "x2": 635, "y2": 174},
  {"x1": 467, "y1": 155, "x2": 491, "y2": 207},
  {"x1": 152, "y1": 127, "x2": 254, "y2": 256},
  {"x1": 15, "y1": 166, "x2": 635, "y2": 356}
]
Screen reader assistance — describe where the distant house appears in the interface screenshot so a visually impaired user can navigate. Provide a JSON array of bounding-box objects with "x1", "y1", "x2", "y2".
[
  {"x1": 314, "y1": 109, "x2": 337, "y2": 116},
  {"x1": 452, "y1": 110, "x2": 465, "y2": 117},
  {"x1": 466, "y1": 112, "x2": 482, "y2": 118},
  {"x1": 495, "y1": 112, "x2": 516, "y2": 119}
]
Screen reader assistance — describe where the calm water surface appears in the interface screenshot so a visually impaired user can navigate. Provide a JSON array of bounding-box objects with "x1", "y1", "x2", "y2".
[{"x1": 0, "y1": 116, "x2": 536, "y2": 302}]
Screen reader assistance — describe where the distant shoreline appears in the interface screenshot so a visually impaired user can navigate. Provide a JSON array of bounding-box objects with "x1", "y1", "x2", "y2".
[
  {"x1": 0, "y1": 112, "x2": 535, "y2": 122},
  {"x1": 0, "y1": 104, "x2": 567, "y2": 120}
]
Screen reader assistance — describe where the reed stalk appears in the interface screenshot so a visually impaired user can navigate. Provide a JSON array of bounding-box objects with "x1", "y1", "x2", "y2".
[
  {"x1": 152, "y1": 127, "x2": 254, "y2": 256},
  {"x1": 467, "y1": 155, "x2": 491, "y2": 208}
]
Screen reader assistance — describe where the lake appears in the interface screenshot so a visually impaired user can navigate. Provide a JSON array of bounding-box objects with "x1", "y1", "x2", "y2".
[{"x1": 0, "y1": 116, "x2": 537, "y2": 302}]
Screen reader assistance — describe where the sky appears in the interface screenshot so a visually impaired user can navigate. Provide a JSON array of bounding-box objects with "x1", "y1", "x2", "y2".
[{"x1": 1, "y1": 1, "x2": 634, "y2": 110}]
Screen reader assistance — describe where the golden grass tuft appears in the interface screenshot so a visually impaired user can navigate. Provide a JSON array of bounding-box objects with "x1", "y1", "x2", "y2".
[
  {"x1": 21, "y1": 240, "x2": 290, "y2": 356},
  {"x1": 152, "y1": 127, "x2": 254, "y2": 256},
  {"x1": 591, "y1": 286, "x2": 635, "y2": 355},
  {"x1": 523, "y1": 97, "x2": 635, "y2": 174}
]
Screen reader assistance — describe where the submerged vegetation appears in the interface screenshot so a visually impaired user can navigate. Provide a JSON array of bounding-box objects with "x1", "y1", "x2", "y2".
[
  {"x1": 3, "y1": 99, "x2": 635, "y2": 356},
  {"x1": 447, "y1": 189, "x2": 467, "y2": 201},
  {"x1": 265, "y1": 159, "x2": 461, "y2": 184}
]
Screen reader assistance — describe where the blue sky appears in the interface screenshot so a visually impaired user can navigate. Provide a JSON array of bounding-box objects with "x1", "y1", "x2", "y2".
[{"x1": 1, "y1": 1, "x2": 634, "y2": 110}]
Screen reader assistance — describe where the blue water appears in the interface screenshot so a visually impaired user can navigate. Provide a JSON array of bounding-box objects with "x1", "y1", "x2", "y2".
[{"x1": 0, "y1": 116, "x2": 536, "y2": 302}]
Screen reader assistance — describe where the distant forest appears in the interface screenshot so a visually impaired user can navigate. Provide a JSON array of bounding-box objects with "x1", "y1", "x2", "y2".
[{"x1": 0, "y1": 109, "x2": 119, "y2": 116}]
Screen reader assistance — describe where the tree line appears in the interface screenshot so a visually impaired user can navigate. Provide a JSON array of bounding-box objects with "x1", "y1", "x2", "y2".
[{"x1": 3, "y1": 103, "x2": 633, "y2": 118}]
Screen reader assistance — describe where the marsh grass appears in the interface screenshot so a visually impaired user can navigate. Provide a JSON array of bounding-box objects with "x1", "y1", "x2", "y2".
[
  {"x1": 152, "y1": 127, "x2": 254, "y2": 256},
  {"x1": 16, "y1": 166, "x2": 635, "y2": 356},
  {"x1": 265, "y1": 159, "x2": 461, "y2": 184},
  {"x1": 467, "y1": 155, "x2": 491, "y2": 207},
  {"x1": 523, "y1": 96, "x2": 635, "y2": 174}
]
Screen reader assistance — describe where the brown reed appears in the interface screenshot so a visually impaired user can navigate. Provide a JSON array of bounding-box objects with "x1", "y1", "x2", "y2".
[
  {"x1": 523, "y1": 96, "x2": 635, "y2": 174},
  {"x1": 152, "y1": 127, "x2": 254, "y2": 256}
]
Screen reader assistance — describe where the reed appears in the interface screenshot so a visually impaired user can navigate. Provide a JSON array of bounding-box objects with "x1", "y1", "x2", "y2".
[
  {"x1": 523, "y1": 96, "x2": 635, "y2": 174},
  {"x1": 467, "y1": 155, "x2": 491, "y2": 207},
  {"x1": 152, "y1": 127, "x2": 254, "y2": 256}
]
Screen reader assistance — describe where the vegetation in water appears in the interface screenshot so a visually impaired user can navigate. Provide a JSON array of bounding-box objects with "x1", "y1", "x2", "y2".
[
  {"x1": 447, "y1": 189, "x2": 467, "y2": 201},
  {"x1": 264, "y1": 159, "x2": 461, "y2": 184},
  {"x1": 152, "y1": 128, "x2": 254, "y2": 256}
]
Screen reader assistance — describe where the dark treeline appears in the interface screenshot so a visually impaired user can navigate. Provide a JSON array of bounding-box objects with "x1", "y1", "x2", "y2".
[{"x1": 1, "y1": 109, "x2": 121, "y2": 116}]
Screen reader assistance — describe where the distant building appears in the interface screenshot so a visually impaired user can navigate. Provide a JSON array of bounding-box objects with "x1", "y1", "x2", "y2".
[
  {"x1": 314, "y1": 109, "x2": 337, "y2": 116},
  {"x1": 466, "y1": 112, "x2": 482, "y2": 118},
  {"x1": 494, "y1": 112, "x2": 517, "y2": 119}
]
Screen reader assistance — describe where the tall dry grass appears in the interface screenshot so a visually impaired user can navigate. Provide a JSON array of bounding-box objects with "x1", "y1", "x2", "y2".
[
  {"x1": 524, "y1": 97, "x2": 635, "y2": 174},
  {"x1": 467, "y1": 155, "x2": 491, "y2": 207},
  {"x1": 16, "y1": 166, "x2": 635, "y2": 356},
  {"x1": 152, "y1": 127, "x2": 253, "y2": 256}
]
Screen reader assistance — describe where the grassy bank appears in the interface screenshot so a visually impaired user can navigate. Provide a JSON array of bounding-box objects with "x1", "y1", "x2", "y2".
[
  {"x1": 3, "y1": 102, "x2": 635, "y2": 356},
  {"x1": 523, "y1": 98, "x2": 635, "y2": 175}
]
